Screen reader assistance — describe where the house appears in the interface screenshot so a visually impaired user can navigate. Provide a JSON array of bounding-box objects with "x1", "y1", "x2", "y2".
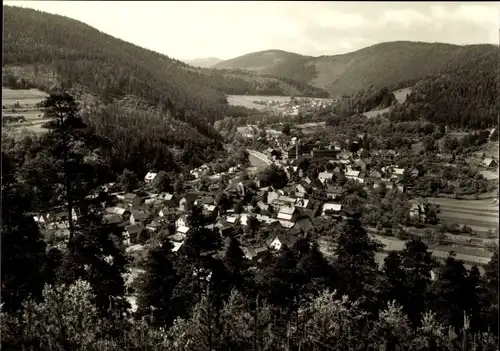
[
  {"x1": 175, "y1": 215, "x2": 187, "y2": 229},
  {"x1": 295, "y1": 184, "x2": 307, "y2": 195},
  {"x1": 338, "y1": 150, "x2": 352, "y2": 160},
  {"x1": 147, "y1": 218, "x2": 166, "y2": 231},
  {"x1": 375, "y1": 179, "x2": 394, "y2": 190},
  {"x1": 345, "y1": 170, "x2": 363, "y2": 183},
  {"x1": 277, "y1": 195, "x2": 296, "y2": 206},
  {"x1": 326, "y1": 185, "x2": 343, "y2": 200},
  {"x1": 368, "y1": 170, "x2": 382, "y2": 180},
  {"x1": 158, "y1": 207, "x2": 176, "y2": 220},
  {"x1": 219, "y1": 225, "x2": 235, "y2": 237},
  {"x1": 277, "y1": 206, "x2": 298, "y2": 223},
  {"x1": 125, "y1": 222, "x2": 145, "y2": 244},
  {"x1": 322, "y1": 203, "x2": 342, "y2": 217},
  {"x1": 179, "y1": 194, "x2": 198, "y2": 212},
  {"x1": 177, "y1": 226, "x2": 190, "y2": 236},
  {"x1": 158, "y1": 193, "x2": 177, "y2": 207},
  {"x1": 144, "y1": 172, "x2": 157, "y2": 184},
  {"x1": 130, "y1": 210, "x2": 149, "y2": 225},
  {"x1": 353, "y1": 159, "x2": 368, "y2": 172},
  {"x1": 202, "y1": 204, "x2": 217, "y2": 217},
  {"x1": 104, "y1": 214, "x2": 123, "y2": 224},
  {"x1": 242, "y1": 245, "x2": 268, "y2": 261},
  {"x1": 226, "y1": 215, "x2": 239, "y2": 225},
  {"x1": 266, "y1": 191, "x2": 280, "y2": 205},
  {"x1": 483, "y1": 158, "x2": 498, "y2": 168},
  {"x1": 303, "y1": 176, "x2": 312, "y2": 185},
  {"x1": 106, "y1": 206, "x2": 129, "y2": 218},
  {"x1": 409, "y1": 202, "x2": 427, "y2": 221},
  {"x1": 295, "y1": 198, "x2": 311, "y2": 209},
  {"x1": 268, "y1": 233, "x2": 298, "y2": 251},
  {"x1": 318, "y1": 172, "x2": 334, "y2": 184},
  {"x1": 311, "y1": 148, "x2": 339, "y2": 159},
  {"x1": 122, "y1": 193, "x2": 142, "y2": 207},
  {"x1": 256, "y1": 201, "x2": 270, "y2": 212}
]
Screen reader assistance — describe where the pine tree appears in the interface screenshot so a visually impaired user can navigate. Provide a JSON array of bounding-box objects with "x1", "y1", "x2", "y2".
[
  {"x1": 430, "y1": 251, "x2": 470, "y2": 330},
  {"x1": 136, "y1": 239, "x2": 178, "y2": 327},
  {"x1": 399, "y1": 239, "x2": 435, "y2": 327}
]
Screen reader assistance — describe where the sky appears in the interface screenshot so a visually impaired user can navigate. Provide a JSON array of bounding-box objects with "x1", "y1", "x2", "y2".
[{"x1": 4, "y1": 1, "x2": 500, "y2": 60}]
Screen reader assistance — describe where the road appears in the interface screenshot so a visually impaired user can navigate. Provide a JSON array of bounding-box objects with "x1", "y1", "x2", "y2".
[{"x1": 247, "y1": 149, "x2": 273, "y2": 170}]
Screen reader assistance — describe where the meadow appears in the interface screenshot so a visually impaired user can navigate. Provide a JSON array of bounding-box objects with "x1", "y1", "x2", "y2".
[{"x1": 2, "y1": 88, "x2": 50, "y2": 134}]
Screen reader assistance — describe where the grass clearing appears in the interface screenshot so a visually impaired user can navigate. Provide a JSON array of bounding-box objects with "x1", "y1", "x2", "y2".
[
  {"x1": 2, "y1": 87, "x2": 50, "y2": 134},
  {"x1": 227, "y1": 95, "x2": 291, "y2": 110}
]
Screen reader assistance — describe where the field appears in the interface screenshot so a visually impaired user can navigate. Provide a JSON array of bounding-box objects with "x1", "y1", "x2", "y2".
[
  {"x1": 2, "y1": 88, "x2": 51, "y2": 134},
  {"x1": 427, "y1": 197, "x2": 499, "y2": 236},
  {"x1": 393, "y1": 87, "x2": 412, "y2": 104},
  {"x1": 227, "y1": 95, "x2": 291, "y2": 110},
  {"x1": 362, "y1": 87, "x2": 412, "y2": 119}
]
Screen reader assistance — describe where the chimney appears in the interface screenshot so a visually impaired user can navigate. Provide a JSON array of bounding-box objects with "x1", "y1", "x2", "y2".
[{"x1": 296, "y1": 139, "x2": 299, "y2": 160}]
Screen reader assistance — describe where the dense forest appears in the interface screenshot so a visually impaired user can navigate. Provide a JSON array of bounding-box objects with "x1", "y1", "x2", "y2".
[
  {"x1": 2, "y1": 6, "x2": 328, "y2": 119},
  {"x1": 213, "y1": 41, "x2": 498, "y2": 97},
  {"x1": 1, "y1": 92, "x2": 499, "y2": 350},
  {"x1": 384, "y1": 67, "x2": 499, "y2": 129}
]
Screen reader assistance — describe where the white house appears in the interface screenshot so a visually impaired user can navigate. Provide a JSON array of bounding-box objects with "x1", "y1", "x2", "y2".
[
  {"x1": 176, "y1": 226, "x2": 190, "y2": 235},
  {"x1": 318, "y1": 172, "x2": 334, "y2": 184},
  {"x1": 175, "y1": 215, "x2": 187, "y2": 229},
  {"x1": 277, "y1": 206, "x2": 298, "y2": 222},
  {"x1": 144, "y1": 172, "x2": 157, "y2": 184},
  {"x1": 322, "y1": 203, "x2": 342, "y2": 216},
  {"x1": 268, "y1": 234, "x2": 298, "y2": 251}
]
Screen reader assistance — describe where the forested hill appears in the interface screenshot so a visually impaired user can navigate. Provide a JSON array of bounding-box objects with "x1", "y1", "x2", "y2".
[
  {"x1": 213, "y1": 41, "x2": 498, "y2": 97},
  {"x1": 2, "y1": 6, "x2": 328, "y2": 122}
]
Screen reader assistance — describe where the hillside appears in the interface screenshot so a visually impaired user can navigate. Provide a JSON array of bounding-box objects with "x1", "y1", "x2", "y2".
[
  {"x1": 183, "y1": 57, "x2": 223, "y2": 68},
  {"x1": 214, "y1": 41, "x2": 498, "y2": 97},
  {"x1": 2, "y1": 6, "x2": 328, "y2": 123}
]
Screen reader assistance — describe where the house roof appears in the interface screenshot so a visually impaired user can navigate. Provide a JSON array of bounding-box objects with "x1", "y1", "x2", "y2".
[
  {"x1": 145, "y1": 172, "x2": 157, "y2": 180},
  {"x1": 483, "y1": 158, "x2": 496, "y2": 165},
  {"x1": 271, "y1": 234, "x2": 298, "y2": 247},
  {"x1": 203, "y1": 204, "x2": 216, "y2": 212},
  {"x1": 318, "y1": 172, "x2": 334, "y2": 179},
  {"x1": 295, "y1": 199, "x2": 310, "y2": 208},
  {"x1": 279, "y1": 206, "x2": 296, "y2": 215},
  {"x1": 326, "y1": 185, "x2": 342, "y2": 194},
  {"x1": 106, "y1": 207, "x2": 128, "y2": 215},
  {"x1": 177, "y1": 226, "x2": 190, "y2": 234},
  {"x1": 131, "y1": 210, "x2": 148, "y2": 220},
  {"x1": 104, "y1": 214, "x2": 122, "y2": 224},
  {"x1": 226, "y1": 216, "x2": 238, "y2": 224},
  {"x1": 278, "y1": 219, "x2": 295, "y2": 228},
  {"x1": 125, "y1": 222, "x2": 145, "y2": 234},
  {"x1": 346, "y1": 170, "x2": 360, "y2": 177},
  {"x1": 323, "y1": 203, "x2": 342, "y2": 212}
]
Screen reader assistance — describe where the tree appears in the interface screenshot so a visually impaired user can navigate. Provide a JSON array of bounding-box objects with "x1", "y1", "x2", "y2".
[
  {"x1": 1, "y1": 172, "x2": 47, "y2": 313},
  {"x1": 56, "y1": 211, "x2": 129, "y2": 316},
  {"x1": 42, "y1": 92, "x2": 97, "y2": 238},
  {"x1": 259, "y1": 164, "x2": 287, "y2": 189},
  {"x1": 334, "y1": 218, "x2": 381, "y2": 312},
  {"x1": 152, "y1": 170, "x2": 171, "y2": 193},
  {"x1": 398, "y1": 239, "x2": 435, "y2": 327},
  {"x1": 2, "y1": 280, "x2": 102, "y2": 350},
  {"x1": 429, "y1": 251, "x2": 470, "y2": 330},
  {"x1": 282, "y1": 123, "x2": 291, "y2": 135},
  {"x1": 136, "y1": 239, "x2": 178, "y2": 327},
  {"x1": 117, "y1": 168, "x2": 138, "y2": 193}
]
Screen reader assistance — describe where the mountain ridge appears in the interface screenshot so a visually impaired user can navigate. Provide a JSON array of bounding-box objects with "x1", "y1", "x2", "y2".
[{"x1": 213, "y1": 41, "x2": 498, "y2": 97}]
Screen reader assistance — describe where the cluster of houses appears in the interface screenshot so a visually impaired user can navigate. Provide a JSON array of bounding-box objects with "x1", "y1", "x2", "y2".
[{"x1": 31, "y1": 132, "x2": 437, "y2": 264}]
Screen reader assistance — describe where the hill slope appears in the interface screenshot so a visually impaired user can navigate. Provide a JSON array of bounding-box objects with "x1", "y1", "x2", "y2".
[
  {"x1": 184, "y1": 57, "x2": 223, "y2": 68},
  {"x1": 214, "y1": 41, "x2": 498, "y2": 97},
  {"x1": 2, "y1": 6, "x2": 328, "y2": 123}
]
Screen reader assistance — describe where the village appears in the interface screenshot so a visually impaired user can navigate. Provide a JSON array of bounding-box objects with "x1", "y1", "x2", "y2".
[{"x1": 32, "y1": 121, "x2": 499, "y2": 268}]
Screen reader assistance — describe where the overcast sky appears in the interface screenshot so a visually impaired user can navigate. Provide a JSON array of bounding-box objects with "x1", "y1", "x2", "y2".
[{"x1": 4, "y1": 1, "x2": 500, "y2": 60}]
